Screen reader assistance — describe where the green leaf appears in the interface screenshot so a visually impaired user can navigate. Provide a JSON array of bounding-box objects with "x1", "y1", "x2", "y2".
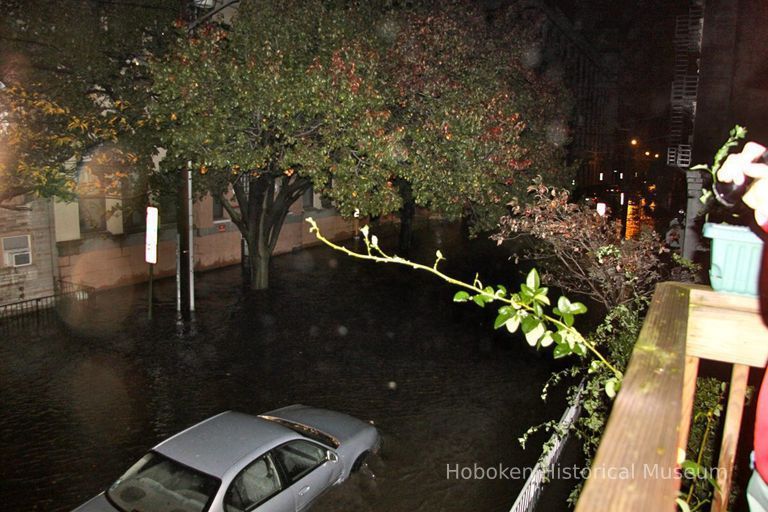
[
  {"x1": 526, "y1": 268, "x2": 540, "y2": 290},
  {"x1": 494, "y1": 313, "x2": 510, "y2": 330},
  {"x1": 453, "y1": 291, "x2": 470, "y2": 302},
  {"x1": 534, "y1": 291, "x2": 550, "y2": 306},
  {"x1": 605, "y1": 377, "x2": 620, "y2": 398},
  {"x1": 472, "y1": 294, "x2": 487, "y2": 307},
  {"x1": 521, "y1": 314, "x2": 538, "y2": 333},
  {"x1": 572, "y1": 343, "x2": 587, "y2": 357},
  {"x1": 539, "y1": 331, "x2": 554, "y2": 348},
  {"x1": 519, "y1": 285, "x2": 535, "y2": 304},
  {"x1": 557, "y1": 296, "x2": 570, "y2": 313},
  {"x1": 498, "y1": 305, "x2": 514, "y2": 316},
  {"x1": 563, "y1": 313, "x2": 574, "y2": 327},
  {"x1": 675, "y1": 498, "x2": 691, "y2": 512},
  {"x1": 505, "y1": 314, "x2": 521, "y2": 334},
  {"x1": 570, "y1": 302, "x2": 587, "y2": 315},
  {"x1": 522, "y1": 317, "x2": 544, "y2": 346},
  {"x1": 681, "y1": 460, "x2": 703, "y2": 477},
  {"x1": 553, "y1": 343, "x2": 571, "y2": 359}
]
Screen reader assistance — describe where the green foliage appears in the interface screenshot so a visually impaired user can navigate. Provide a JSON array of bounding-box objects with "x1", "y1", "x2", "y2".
[
  {"x1": 0, "y1": 0, "x2": 179, "y2": 207},
  {"x1": 149, "y1": 0, "x2": 572, "y2": 220},
  {"x1": 495, "y1": 183, "x2": 694, "y2": 313},
  {"x1": 149, "y1": 0, "x2": 410, "y2": 288},
  {"x1": 150, "y1": 1, "x2": 401, "y2": 213},
  {"x1": 376, "y1": 3, "x2": 573, "y2": 232},
  {"x1": 679, "y1": 378, "x2": 726, "y2": 511},
  {"x1": 147, "y1": 0, "x2": 573, "y2": 288}
]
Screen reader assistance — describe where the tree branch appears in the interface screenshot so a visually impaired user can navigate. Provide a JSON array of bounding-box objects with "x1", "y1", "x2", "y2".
[
  {"x1": 292, "y1": 121, "x2": 324, "y2": 139},
  {"x1": 219, "y1": 191, "x2": 244, "y2": 231}
]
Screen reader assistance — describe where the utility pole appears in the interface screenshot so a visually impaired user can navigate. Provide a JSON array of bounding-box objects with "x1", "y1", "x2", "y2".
[{"x1": 177, "y1": 166, "x2": 195, "y2": 320}]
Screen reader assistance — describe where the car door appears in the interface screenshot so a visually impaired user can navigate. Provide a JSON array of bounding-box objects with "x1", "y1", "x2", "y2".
[
  {"x1": 222, "y1": 453, "x2": 295, "y2": 512},
  {"x1": 271, "y1": 440, "x2": 341, "y2": 511}
]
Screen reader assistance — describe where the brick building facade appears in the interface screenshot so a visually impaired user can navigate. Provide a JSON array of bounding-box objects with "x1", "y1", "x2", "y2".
[{"x1": 0, "y1": 199, "x2": 57, "y2": 306}]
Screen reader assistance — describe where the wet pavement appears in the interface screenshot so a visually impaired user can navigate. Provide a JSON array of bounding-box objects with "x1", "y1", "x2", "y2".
[{"x1": 0, "y1": 221, "x2": 569, "y2": 512}]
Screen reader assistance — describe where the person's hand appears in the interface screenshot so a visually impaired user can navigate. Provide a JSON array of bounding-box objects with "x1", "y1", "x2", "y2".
[{"x1": 717, "y1": 141, "x2": 768, "y2": 229}]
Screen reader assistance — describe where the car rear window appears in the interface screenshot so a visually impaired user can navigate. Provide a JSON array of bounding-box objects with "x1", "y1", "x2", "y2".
[
  {"x1": 258, "y1": 415, "x2": 340, "y2": 448},
  {"x1": 106, "y1": 451, "x2": 220, "y2": 512}
]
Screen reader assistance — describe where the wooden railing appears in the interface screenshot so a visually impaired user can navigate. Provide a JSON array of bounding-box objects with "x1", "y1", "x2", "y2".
[{"x1": 576, "y1": 282, "x2": 768, "y2": 512}]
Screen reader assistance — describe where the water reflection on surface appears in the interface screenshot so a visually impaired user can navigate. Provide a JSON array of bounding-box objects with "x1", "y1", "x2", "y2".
[{"x1": 0, "y1": 222, "x2": 568, "y2": 512}]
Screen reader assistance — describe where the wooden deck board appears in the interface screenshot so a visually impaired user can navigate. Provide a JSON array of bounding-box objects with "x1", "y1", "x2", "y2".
[
  {"x1": 576, "y1": 282, "x2": 690, "y2": 511},
  {"x1": 576, "y1": 282, "x2": 768, "y2": 511}
]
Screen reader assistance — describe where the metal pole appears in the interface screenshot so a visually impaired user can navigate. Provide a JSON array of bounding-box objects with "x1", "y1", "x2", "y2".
[
  {"x1": 148, "y1": 263, "x2": 154, "y2": 320},
  {"x1": 187, "y1": 168, "x2": 195, "y2": 313},
  {"x1": 176, "y1": 232, "x2": 181, "y2": 314}
]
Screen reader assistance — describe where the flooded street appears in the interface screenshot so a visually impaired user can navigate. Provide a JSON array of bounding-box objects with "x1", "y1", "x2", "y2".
[{"x1": 0, "y1": 222, "x2": 569, "y2": 512}]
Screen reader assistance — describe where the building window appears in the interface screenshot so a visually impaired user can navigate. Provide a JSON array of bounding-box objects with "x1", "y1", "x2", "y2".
[
  {"x1": 79, "y1": 197, "x2": 107, "y2": 232},
  {"x1": 2, "y1": 235, "x2": 32, "y2": 267},
  {"x1": 302, "y1": 186, "x2": 315, "y2": 210},
  {"x1": 212, "y1": 195, "x2": 226, "y2": 221}
]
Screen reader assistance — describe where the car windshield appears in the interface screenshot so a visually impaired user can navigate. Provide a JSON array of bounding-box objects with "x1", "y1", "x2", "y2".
[
  {"x1": 106, "y1": 451, "x2": 220, "y2": 512},
  {"x1": 258, "y1": 415, "x2": 340, "y2": 449}
]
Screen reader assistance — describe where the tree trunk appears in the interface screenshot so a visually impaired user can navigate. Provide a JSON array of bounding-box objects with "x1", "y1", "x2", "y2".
[
  {"x1": 249, "y1": 195, "x2": 272, "y2": 291},
  {"x1": 397, "y1": 180, "x2": 415, "y2": 253},
  {"x1": 223, "y1": 172, "x2": 311, "y2": 291},
  {"x1": 250, "y1": 239, "x2": 270, "y2": 290}
]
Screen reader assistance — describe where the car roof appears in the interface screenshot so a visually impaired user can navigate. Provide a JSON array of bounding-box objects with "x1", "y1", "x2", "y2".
[{"x1": 153, "y1": 411, "x2": 297, "y2": 478}]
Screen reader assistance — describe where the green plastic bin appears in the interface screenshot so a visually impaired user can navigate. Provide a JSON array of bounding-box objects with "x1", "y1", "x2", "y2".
[{"x1": 703, "y1": 222, "x2": 764, "y2": 296}]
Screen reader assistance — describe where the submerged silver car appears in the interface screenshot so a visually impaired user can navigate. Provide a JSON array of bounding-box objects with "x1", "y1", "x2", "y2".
[{"x1": 72, "y1": 405, "x2": 380, "y2": 512}]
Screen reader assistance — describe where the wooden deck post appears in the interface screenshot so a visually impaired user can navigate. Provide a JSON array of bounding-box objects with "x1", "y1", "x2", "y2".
[
  {"x1": 711, "y1": 364, "x2": 750, "y2": 512},
  {"x1": 678, "y1": 356, "x2": 700, "y2": 459}
]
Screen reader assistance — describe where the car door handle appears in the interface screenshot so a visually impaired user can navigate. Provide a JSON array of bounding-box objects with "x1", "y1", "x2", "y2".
[{"x1": 298, "y1": 486, "x2": 311, "y2": 496}]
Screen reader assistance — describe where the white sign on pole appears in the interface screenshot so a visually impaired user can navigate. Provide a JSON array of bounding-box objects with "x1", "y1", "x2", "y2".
[{"x1": 145, "y1": 206, "x2": 159, "y2": 264}]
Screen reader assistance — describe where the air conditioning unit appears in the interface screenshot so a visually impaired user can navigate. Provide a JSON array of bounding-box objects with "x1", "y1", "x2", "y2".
[
  {"x1": 11, "y1": 251, "x2": 32, "y2": 267},
  {"x1": 2, "y1": 235, "x2": 32, "y2": 267}
]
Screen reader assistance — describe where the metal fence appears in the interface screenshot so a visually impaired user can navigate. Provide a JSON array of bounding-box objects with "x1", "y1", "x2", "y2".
[
  {"x1": 509, "y1": 381, "x2": 585, "y2": 512},
  {"x1": 0, "y1": 280, "x2": 92, "y2": 322}
]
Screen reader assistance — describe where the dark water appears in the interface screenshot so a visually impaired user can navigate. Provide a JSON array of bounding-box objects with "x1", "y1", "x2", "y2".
[{"x1": 0, "y1": 222, "x2": 569, "y2": 512}]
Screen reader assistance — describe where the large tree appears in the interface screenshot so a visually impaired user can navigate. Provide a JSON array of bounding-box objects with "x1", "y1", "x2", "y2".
[
  {"x1": 0, "y1": 0, "x2": 181, "y2": 208},
  {"x1": 149, "y1": 0, "x2": 572, "y2": 289},
  {"x1": 149, "y1": 0, "x2": 402, "y2": 289},
  {"x1": 373, "y1": 2, "x2": 572, "y2": 242}
]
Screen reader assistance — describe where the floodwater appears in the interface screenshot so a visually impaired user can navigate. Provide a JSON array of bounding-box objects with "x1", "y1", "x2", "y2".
[{"x1": 0, "y1": 221, "x2": 570, "y2": 512}]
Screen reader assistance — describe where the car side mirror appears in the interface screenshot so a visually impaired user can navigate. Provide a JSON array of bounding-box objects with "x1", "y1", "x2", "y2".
[{"x1": 326, "y1": 450, "x2": 339, "y2": 463}]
